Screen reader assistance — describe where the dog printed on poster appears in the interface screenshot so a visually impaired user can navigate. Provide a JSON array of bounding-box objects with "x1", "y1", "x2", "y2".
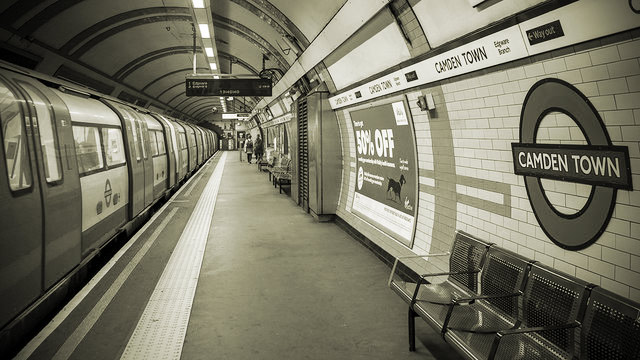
[{"x1": 386, "y1": 174, "x2": 406, "y2": 203}]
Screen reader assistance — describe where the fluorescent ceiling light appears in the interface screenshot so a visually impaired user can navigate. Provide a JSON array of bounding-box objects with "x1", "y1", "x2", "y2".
[
  {"x1": 205, "y1": 47, "x2": 214, "y2": 57},
  {"x1": 198, "y1": 24, "x2": 210, "y2": 38},
  {"x1": 192, "y1": 0, "x2": 205, "y2": 8},
  {"x1": 214, "y1": 75, "x2": 219, "y2": 79},
  {"x1": 209, "y1": 62, "x2": 217, "y2": 70}
]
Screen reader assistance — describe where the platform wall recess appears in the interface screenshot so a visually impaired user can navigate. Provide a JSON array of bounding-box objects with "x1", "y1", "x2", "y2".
[{"x1": 335, "y1": 30, "x2": 640, "y2": 302}]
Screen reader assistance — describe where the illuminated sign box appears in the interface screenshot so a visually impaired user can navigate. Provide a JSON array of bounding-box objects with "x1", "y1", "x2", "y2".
[
  {"x1": 186, "y1": 78, "x2": 272, "y2": 96},
  {"x1": 222, "y1": 113, "x2": 250, "y2": 119}
]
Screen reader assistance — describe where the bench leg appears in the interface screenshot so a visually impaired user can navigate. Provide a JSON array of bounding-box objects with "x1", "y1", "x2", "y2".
[{"x1": 408, "y1": 308, "x2": 417, "y2": 352}]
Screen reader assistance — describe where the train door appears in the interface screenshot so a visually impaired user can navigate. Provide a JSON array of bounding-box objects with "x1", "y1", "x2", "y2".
[
  {"x1": 143, "y1": 114, "x2": 168, "y2": 200},
  {"x1": 154, "y1": 115, "x2": 176, "y2": 189},
  {"x1": 0, "y1": 77, "x2": 43, "y2": 328},
  {"x1": 174, "y1": 121, "x2": 188, "y2": 181},
  {"x1": 201, "y1": 128, "x2": 208, "y2": 160},
  {"x1": 182, "y1": 122, "x2": 197, "y2": 173},
  {"x1": 15, "y1": 79, "x2": 82, "y2": 289},
  {"x1": 196, "y1": 127, "x2": 203, "y2": 164},
  {"x1": 104, "y1": 101, "x2": 145, "y2": 218},
  {"x1": 135, "y1": 112, "x2": 153, "y2": 208}
]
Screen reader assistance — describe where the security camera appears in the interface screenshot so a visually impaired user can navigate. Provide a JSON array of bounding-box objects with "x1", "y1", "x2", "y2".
[{"x1": 211, "y1": 106, "x2": 218, "y2": 113}]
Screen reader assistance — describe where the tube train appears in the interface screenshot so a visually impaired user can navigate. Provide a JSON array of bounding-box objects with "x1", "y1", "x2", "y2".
[{"x1": 0, "y1": 62, "x2": 218, "y2": 332}]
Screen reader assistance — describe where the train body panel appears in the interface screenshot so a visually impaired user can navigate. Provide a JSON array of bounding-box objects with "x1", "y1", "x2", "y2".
[
  {"x1": 59, "y1": 93, "x2": 129, "y2": 253},
  {"x1": 78, "y1": 166, "x2": 128, "y2": 251}
]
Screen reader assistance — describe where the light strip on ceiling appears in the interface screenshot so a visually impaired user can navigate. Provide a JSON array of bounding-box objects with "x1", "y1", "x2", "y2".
[{"x1": 188, "y1": 0, "x2": 225, "y2": 110}]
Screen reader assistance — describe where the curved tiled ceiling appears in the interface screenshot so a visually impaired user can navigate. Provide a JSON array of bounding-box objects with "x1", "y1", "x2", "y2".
[{"x1": 0, "y1": 0, "x2": 348, "y2": 124}]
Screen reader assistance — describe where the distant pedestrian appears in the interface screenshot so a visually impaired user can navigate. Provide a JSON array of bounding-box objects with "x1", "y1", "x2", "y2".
[
  {"x1": 244, "y1": 136, "x2": 253, "y2": 163},
  {"x1": 254, "y1": 134, "x2": 264, "y2": 163}
]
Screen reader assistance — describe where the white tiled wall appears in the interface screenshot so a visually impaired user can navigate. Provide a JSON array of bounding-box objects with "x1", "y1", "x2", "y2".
[{"x1": 334, "y1": 32, "x2": 640, "y2": 301}]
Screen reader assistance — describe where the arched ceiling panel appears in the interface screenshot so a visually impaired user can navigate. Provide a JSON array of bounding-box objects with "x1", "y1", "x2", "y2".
[
  {"x1": 32, "y1": 2, "x2": 189, "y2": 49},
  {"x1": 122, "y1": 52, "x2": 205, "y2": 89},
  {"x1": 78, "y1": 21, "x2": 194, "y2": 76},
  {"x1": 214, "y1": 28, "x2": 266, "y2": 74},
  {"x1": 212, "y1": 2, "x2": 296, "y2": 65},
  {"x1": 267, "y1": 0, "x2": 347, "y2": 41}
]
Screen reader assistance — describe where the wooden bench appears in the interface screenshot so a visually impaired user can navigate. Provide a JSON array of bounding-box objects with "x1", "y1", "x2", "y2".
[{"x1": 389, "y1": 231, "x2": 640, "y2": 360}]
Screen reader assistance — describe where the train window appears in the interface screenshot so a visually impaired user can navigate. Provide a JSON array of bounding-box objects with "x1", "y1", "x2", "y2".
[
  {"x1": 156, "y1": 131, "x2": 166, "y2": 155},
  {"x1": 179, "y1": 133, "x2": 187, "y2": 149},
  {"x1": 122, "y1": 109, "x2": 141, "y2": 161},
  {"x1": 19, "y1": 83, "x2": 62, "y2": 183},
  {"x1": 72, "y1": 125, "x2": 103, "y2": 174},
  {"x1": 149, "y1": 131, "x2": 159, "y2": 156},
  {"x1": 102, "y1": 128, "x2": 126, "y2": 167},
  {"x1": 0, "y1": 82, "x2": 32, "y2": 190},
  {"x1": 137, "y1": 120, "x2": 147, "y2": 160}
]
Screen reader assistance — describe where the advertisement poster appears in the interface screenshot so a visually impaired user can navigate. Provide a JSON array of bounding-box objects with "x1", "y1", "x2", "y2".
[{"x1": 350, "y1": 100, "x2": 418, "y2": 247}]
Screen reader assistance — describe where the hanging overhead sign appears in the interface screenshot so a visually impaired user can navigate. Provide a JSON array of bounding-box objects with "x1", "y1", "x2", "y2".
[{"x1": 185, "y1": 78, "x2": 272, "y2": 96}]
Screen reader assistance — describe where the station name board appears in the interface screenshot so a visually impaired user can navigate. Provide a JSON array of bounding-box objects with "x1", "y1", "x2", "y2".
[
  {"x1": 186, "y1": 78, "x2": 272, "y2": 96},
  {"x1": 512, "y1": 144, "x2": 632, "y2": 189}
]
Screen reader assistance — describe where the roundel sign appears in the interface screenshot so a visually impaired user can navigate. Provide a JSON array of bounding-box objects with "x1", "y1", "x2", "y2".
[{"x1": 512, "y1": 78, "x2": 632, "y2": 250}]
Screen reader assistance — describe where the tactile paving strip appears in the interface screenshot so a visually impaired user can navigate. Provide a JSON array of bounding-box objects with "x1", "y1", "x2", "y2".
[{"x1": 121, "y1": 152, "x2": 227, "y2": 360}]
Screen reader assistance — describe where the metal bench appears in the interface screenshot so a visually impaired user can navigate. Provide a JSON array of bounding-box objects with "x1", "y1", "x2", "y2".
[
  {"x1": 390, "y1": 231, "x2": 640, "y2": 360},
  {"x1": 445, "y1": 262, "x2": 591, "y2": 360},
  {"x1": 412, "y1": 246, "x2": 531, "y2": 350},
  {"x1": 388, "y1": 231, "x2": 492, "y2": 351},
  {"x1": 580, "y1": 286, "x2": 640, "y2": 359}
]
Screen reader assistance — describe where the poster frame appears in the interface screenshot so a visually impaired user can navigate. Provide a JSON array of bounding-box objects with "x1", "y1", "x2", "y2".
[{"x1": 348, "y1": 94, "x2": 420, "y2": 249}]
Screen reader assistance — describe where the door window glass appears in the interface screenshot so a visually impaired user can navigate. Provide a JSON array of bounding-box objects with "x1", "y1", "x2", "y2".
[
  {"x1": 20, "y1": 83, "x2": 62, "y2": 183},
  {"x1": 102, "y1": 128, "x2": 126, "y2": 166},
  {"x1": 0, "y1": 82, "x2": 32, "y2": 190},
  {"x1": 72, "y1": 125, "x2": 103, "y2": 174},
  {"x1": 156, "y1": 131, "x2": 166, "y2": 155}
]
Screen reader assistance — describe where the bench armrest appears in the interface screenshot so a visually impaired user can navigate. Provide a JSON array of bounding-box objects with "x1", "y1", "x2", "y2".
[
  {"x1": 386, "y1": 252, "x2": 450, "y2": 287},
  {"x1": 487, "y1": 322, "x2": 580, "y2": 359},
  {"x1": 453, "y1": 291, "x2": 522, "y2": 305}
]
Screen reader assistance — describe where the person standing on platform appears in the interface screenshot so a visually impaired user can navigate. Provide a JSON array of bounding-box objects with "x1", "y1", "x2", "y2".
[
  {"x1": 239, "y1": 136, "x2": 244, "y2": 162},
  {"x1": 254, "y1": 134, "x2": 264, "y2": 164},
  {"x1": 244, "y1": 136, "x2": 253, "y2": 163}
]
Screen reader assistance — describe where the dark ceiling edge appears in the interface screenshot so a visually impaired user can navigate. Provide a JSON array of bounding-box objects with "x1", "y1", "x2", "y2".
[
  {"x1": 156, "y1": 82, "x2": 187, "y2": 100},
  {"x1": 58, "y1": 7, "x2": 190, "y2": 53},
  {"x1": 114, "y1": 46, "x2": 200, "y2": 80},
  {"x1": 70, "y1": 15, "x2": 193, "y2": 57}
]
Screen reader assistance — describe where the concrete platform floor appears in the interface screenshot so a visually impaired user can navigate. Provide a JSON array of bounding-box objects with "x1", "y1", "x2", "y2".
[{"x1": 182, "y1": 151, "x2": 461, "y2": 360}]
